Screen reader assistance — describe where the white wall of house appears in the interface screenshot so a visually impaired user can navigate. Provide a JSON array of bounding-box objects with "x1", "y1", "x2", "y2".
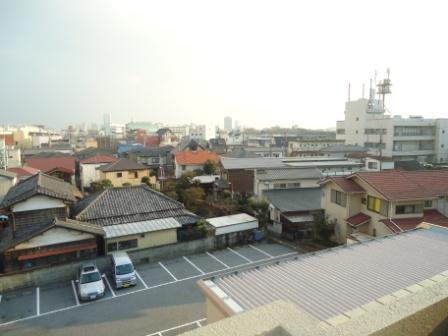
[
  {"x1": 0, "y1": 175, "x2": 17, "y2": 198},
  {"x1": 12, "y1": 195, "x2": 66, "y2": 212},
  {"x1": 81, "y1": 162, "x2": 110, "y2": 188},
  {"x1": 175, "y1": 162, "x2": 203, "y2": 178},
  {"x1": 255, "y1": 178, "x2": 320, "y2": 199},
  {"x1": 364, "y1": 158, "x2": 395, "y2": 171}
]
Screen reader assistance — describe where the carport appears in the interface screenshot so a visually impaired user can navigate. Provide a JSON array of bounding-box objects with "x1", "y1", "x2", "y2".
[{"x1": 207, "y1": 213, "x2": 258, "y2": 246}]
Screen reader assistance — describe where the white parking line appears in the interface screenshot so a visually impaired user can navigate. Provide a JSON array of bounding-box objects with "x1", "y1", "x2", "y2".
[
  {"x1": 227, "y1": 247, "x2": 252, "y2": 263},
  {"x1": 249, "y1": 244, "x2": 274, "y2": 258},
  {"x1": 206, "y1": 252, "x2": 230, "y2": 268},
  {"x1": 103, "y1": 275, "x2": 116, "y2": 297},
  {"x1": 71, "y1": 280, "x2": 80, "y2": 306},
  {"x1": 36, "y1": 287, "x2": 40, "y2": 316},
  {"x1": 135, "y1": 270, "x2": 148, "y2": 289},
  {"x1": 158, "y1": 262, "x2": 178, "y2": 281},
  {"x1": 146, "y1": 318, "x2": 206, "y2": 336},
  {"x1": 183, "y1": 256, "x2": 205, "y2": 275}
]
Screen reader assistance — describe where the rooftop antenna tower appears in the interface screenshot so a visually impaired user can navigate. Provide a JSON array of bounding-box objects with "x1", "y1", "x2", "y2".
[{"x1": 377, "y1": 68, "x2": 392, "y2": 109}]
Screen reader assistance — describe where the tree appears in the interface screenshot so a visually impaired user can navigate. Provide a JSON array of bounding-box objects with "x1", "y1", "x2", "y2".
[
  {"x1": 312, "y1": 212, "x2": 335, "y2": 243},
  {"x1": 141, "y1": 176, "x2": 151, "y2": 185},
  {"x1": 193, "y1": 168, "x2": 204, "y2": 176},
  {"x1": 101, "y1": 179, "x2": 113, "y2": 188},
  {"x1": 122, "y1": 182, "x2": 132, "y2": 187},
  {"x1": 248, "y1": 198, "x2": 270, "y2": 229},
  {"x1": 90, "y1": 179, "x2": 113, "y2": 192},
  {"x1": 182, "y1": 187, "x2": 205, "y2": 210},
  {"x1": 203, "y1": 160, "x2": 217, "y2": 175}
]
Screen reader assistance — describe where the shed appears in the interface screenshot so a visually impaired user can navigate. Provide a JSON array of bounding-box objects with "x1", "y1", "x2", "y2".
[{"x1": 207, "y1": 213, "x2": 258, "y2": 236}]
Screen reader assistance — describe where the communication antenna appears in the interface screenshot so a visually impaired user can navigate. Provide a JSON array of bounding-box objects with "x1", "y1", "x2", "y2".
[{"x1": 376, "y1": 68, "x2": 392, "y2": 109}]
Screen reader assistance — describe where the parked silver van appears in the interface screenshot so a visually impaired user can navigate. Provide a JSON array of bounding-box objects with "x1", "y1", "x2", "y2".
[{"x1": 111, "y1": 251, "x2": 137, "y2": 289}]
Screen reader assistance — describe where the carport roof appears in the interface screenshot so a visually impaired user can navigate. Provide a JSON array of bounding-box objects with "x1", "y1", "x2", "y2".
[
  {"x1": 207, "y1": 213, "x2": 257, "y2": 228},
  {"x1": 202, "y1": 226, "x2": 448, "y2": 321},
  {"x1": 103, "y1": 217, "x2": 181, "y2": 238}
]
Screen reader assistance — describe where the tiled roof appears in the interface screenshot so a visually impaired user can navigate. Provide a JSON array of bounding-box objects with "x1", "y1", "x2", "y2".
[
  {"x1": 80, "y1": 154, "x2": 117, "y2": 164},
  {"x1": 346, "y1": 212, "x2": 371, "y2": 227},
  {"x1": 73, "y1": 185, "x2": 199, "y2": 226},
  {"x1": 26, "y1": 156, "x2": 76, "y2": 174},
  {"x1": 7, "y1": 166, "x2": 41, "y2": 177},
  {"x1": 204, "y1": 227, "x2": 448, "y2": 321},
  {"x1": 103, "y1": 217, "x2": 181, "y2": 238},
  {"x1": 175, "y1": 151, "x2": 220, "y2": 165},
  {"x1": 256, "y1": 168, "x2": 322, "y2": 181},
  {"x1": 381, "y1": 210, "x2": 448, "y2": 233},
  {"x1": 1, "y1": 173, "x2": 82, "y2": 208},
  {"x1": 98, "y1": 158, "x2": 148, "y2": 172},
  {"x1": 320, "y1": 176, "x2": 365, "y2": 193},
  {"x1": 220, "y1": 157, "x2": 286, "y2": 170},
  {"x1": 263, "y1": 188, "x2": 322, "y2": 213},
  {"x1": 0, "y1": 169, "x2": 17, "y2": 179},
  {"x1": 353, "y1": 170, "x2": 448, "y2": 201}
]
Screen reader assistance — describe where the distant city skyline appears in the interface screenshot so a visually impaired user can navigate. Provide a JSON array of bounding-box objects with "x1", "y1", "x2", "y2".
[{"x1": 1, "y1": 1, "x2": 448, "y2": 131}]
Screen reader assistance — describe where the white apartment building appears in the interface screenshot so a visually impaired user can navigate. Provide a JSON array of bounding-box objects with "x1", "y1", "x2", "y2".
[
  {"x1": 336, "y1": 88, "x2": 448, "y2": 163},
  {"x1": 169, "y1": 124, "x2": 207, "y2": 140},
  {"x1": 288, "y1": 139, "x2": 344, "y2": 156}
]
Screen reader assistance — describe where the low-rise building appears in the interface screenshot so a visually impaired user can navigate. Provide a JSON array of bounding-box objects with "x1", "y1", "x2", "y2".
[
  {"x1": 174, "y1": 151, "x2": 220, "y2": 178},
  {"x1": 79, "y1": 154, "x2": 118, "y2": 189},
  {"x1": 207, "y1": 213, "x2": 258, "y2": 245},
  {"x1": 0, "y1": 169, "x2": 18, "y2": 199},
  {"x1": 25, "y1": 156, "x2": 76, "y2": 184},
  {"x1": 288, "y1": 139, "x2": 344, "y2": 157},
  {"x1": 125, "y1": 146, "x2": 174, "y2": 175},
  {"x1": 98, "y1": 158, "x2": 151, "y2": 187},
  {"x1": 6, "y1": 166, "x2": 40, "y2": 180},
  {"x1": 264, "y1": 187, "x2": 323, "y2": 240},
  {"x1": 253, "y1": 167, "x2": 322, "y2": 199},
  {"x1": 320, "y1": 170, "x2": 448, "y2": 243},
  {"x1": 73, "y1": 185, "x2": 200, "y2": 253}
]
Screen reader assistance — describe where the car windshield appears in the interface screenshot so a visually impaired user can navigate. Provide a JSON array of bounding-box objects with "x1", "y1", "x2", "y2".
[
  {"x1": 116, "y1": 264, "x2": 134, "y2": 275},
  {"x1": 80, "y1": 272, "x2": 101, "y2": 284}
]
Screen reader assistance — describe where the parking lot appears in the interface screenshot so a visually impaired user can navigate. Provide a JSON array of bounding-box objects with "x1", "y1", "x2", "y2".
[{"x1": 0, "y1": 242, "x2": 297, "y2": 335}]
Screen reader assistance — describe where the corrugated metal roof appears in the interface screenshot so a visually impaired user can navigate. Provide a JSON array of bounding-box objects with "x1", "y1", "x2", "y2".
[
  {"x1": 207, "y1": 213, "x2": 257, "y2": 228},
  {"x1": 209, "y1": 228, "x2": 448, "y2": 321},
  {"x1": 103, "y1": 217, "x2": 181, "y2": 238},
  {"x1": 256, "y1": 168, "x2": 322, "y2": 181},
  {"x1": 220, "y1": 157, "x2": 286, "y2": 170},
  {"x1": 264, "y1": 188, "x2": 322, "y2": 213}
]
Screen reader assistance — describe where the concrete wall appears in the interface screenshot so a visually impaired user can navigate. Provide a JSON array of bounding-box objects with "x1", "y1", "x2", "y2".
[
  {"x1": 254, "y1": 178, "x2": 319, "y2": 198},
  {"x1": 101, "y1": 168, "x2": 149, "y2": 187},
  {"x1": 105, "y1": 229, "x2": 178, "y2": 254},
  {"x1": 0, "y1": 236, "x2": 217, "y2": 291},
  {"x1": 80, "y1": 162, "x2": 108, "y2": 187},
  {"x1": 321, "y1": 183, "x2": 349, "y2": 243}
]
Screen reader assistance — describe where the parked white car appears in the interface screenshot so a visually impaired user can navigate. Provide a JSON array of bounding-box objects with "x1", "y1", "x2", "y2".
[
  {"x1": 76, "y1": 263, "x2": 105, "y2": 301},
  {"x1": 111, "y1": 252, "x2": 137, "y2": 289}
]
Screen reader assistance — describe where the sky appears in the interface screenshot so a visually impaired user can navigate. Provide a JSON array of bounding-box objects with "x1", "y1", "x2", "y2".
[{"x1": 1, "y1": 0, "x2": 448, "y2": 132}]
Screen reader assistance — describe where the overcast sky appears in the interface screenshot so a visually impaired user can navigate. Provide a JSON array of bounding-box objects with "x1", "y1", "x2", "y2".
[{"x1": 1, "y1": 0, "x2": 447, "y2": 132}]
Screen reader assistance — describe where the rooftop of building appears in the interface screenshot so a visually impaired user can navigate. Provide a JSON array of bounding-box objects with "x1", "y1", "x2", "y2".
[
  {"x1": 79, "y1": 154, "x2": 118, "y2": 164},
  {"x1": 175, "y1": 151, "x2": 220, "y2": 165},
  {"x1": 256, "y1": 167, "x2": 322, "y2": 181},
  {"x1": 220, "y1": 157, "x2": 286, "y2": 170},
  {"x1": 263, "y1": 188, "x2": 322, "y2": 212},
  {"x1": 25, "y1": 156, "x2": 76, "y2": 174},
  {"x1": 97, "y1": 158, "x2": 148, "y2": 172}
]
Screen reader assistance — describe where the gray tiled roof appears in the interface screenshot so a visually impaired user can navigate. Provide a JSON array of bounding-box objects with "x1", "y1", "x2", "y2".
[
  {"x1": 220, "y1": 157, "x2": 286, "y2": 170},
  {"x1": 209, "y1": 227, "x2": 448, "y2": 321},
  {"x1": 1, "y1": 173, "x2": 82, "y2": 208},
  {"x1": 263, "y1": 187, "x2": 322, "y2": 212},
  {"x1": 98, "y1": 158, "x2": 148, "y2": 172},
  {"x1": 73, "y1": 185, "x2": 199, "y2": 226},
  {"x1": 256, "y1": 168, "x2": 322, "y2": 181}
]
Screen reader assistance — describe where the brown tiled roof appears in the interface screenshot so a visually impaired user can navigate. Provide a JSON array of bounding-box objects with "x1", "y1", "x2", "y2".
[
  {"x1": 80, "y1": 154, "x2": 117, "y2": 164},
  {"x1": 353, "y1": 170, "x2": 448, "y2": 201},
  {"x1": 98, "y1": 158, "x2": 148, "y2": 172},
  {"x1": 7, "y1": 166, "x2": 41, "y2": 177},
  {"x1": 320, "y1": 176, "x2": 365, "y2": 193},
  {"x1": 26, "y1": 156, "x2": 76, "y2": 174},
  {"x1": 346, "y1": 213, "x2": 371, "y2": 227},
  {"x1": 175, "y1": 151, "x2": 220, "y2": 165},
  {"x1": 381, "y1": 210, "x2": 448, "y2": 233}
]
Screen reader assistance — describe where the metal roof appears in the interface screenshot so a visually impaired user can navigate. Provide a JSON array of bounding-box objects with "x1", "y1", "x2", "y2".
[
  {"x1": 256, "y1": 168, "x2": 322, "y2": 181},
  {"x1": 103, "y1": 217, "x2": 181, "y2": 238},
  {"x1": 208, "y1": 227, "x2": 448, "y2": 321},
  {"x1": 220, "y1": 157, "x2": 286, "y2": 170},
  {"x1": 207, "y1": 213, "x2": 257, "y2": 228},
  {"x1": 264, "y1": 188, "x2": 322, "y2": 212}
]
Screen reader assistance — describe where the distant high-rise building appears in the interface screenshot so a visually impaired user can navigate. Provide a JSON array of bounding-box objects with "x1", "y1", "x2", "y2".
[
  {"x1": 224, "y1": 116, "x2": 232, "y2": 131},
  {"x1": 103, "y1": 113, "x2": 111, "y2": 136}
]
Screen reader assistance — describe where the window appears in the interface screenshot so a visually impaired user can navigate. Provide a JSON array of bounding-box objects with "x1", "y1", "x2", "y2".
[
  {"x1": 107, "y1": 242, "x2": 118, "y2": 252},
  {"x1": 182, "y1": 165, "x2": 186, "y2": 171},
  {"x1": 396, "y1": 204, "x2": 423, "y2": 215},
  {"x1": 151, "y1": 157, "x2": 160, "y2": 164},
  {"x1": 116, "y1": 172, "x2": 122, "y2": 178},
  {"x1": 330, "y1": 189, "x2": 346, "y2": 207},
  {"x1": 424, "y1": 200, "x2": 433, "y2": 208},
  {"x1": 367, "y1": 162, "x2": 378, "y2": 170},
  {"x1": 118, "y1": 239, "x2": 138, "y2": 250},
  {"x1": 337, "y1": 129, "x2": 345, "y2": 134},
  {"x1": 367, "y1": 196, "x2": 389, "y2": 216},
  {"x1": 134, "y1": 172, "x2": 138, "y2": 178}
]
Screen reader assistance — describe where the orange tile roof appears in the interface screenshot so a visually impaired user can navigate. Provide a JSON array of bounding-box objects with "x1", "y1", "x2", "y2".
[{"x1": 175, "y1": 151, "x2": 220, "y2": 165}]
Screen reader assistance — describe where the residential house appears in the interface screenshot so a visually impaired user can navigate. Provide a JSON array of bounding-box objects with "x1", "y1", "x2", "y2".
[
  {"x1": 79, "y1": 154, "x2": 118, "y2": 189},
  {"x1": 264, "y1": 187, "x2": 323, "y2": 240},
  {"x1": 208, "y1": 138, "x2": 227, "y2": 155},
  {"x1": 72, "y1": 185, "x2": 200, "y2": 253},
  {"x1": 125, "y1": 146, "x2": 174, "y2": 176},
  {"x1": 98, "y1": 158, "x2": 151, "y2": 187},
  {"x1": 173, "y1": 137, "x2": 209, "y2": 153},
  {"x1": 0, "y1": 170, "x2": 18, "y2": 199},
  {"x1": 7, "y1": 166, "x2": 40, "y2": 181},
  {"x1": 157, "y1": 128, "x2": 177, "y2": 146},
  {"x1": 253, "y1": 167, "x2": 322, "y2": 199},
  {"x1": 25, "y1": 155, "x2": 76, "y2": 184},
  {"x1": 192, "y1": 226, "x2": 448, "y2": 334},
  {"x1": 174, "y1": 151, "x2": 220, "y2": 178},
  {"x1": 0, "y1": 173, "x2": 102, "y2": 272},
  {"x1": 320, "y1": 170, "x2": 448, "y2": 244},
  {"x1": 220, "y1": 157, "x2": 286, "y2": 195}
]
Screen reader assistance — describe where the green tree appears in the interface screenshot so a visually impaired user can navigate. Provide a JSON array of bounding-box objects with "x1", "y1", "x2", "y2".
[
  {"x1": 182, "y1": 187, "x2": 205, "y2": 210},
  {"x1": 203, "y1": 160, "x2": 217, "y2": 175},
  {"x1": 248, "y1": 198, "x2": 270, "y2": 229},
  {"x1": 101, "y1": 179, "x2": 113, "y2": 188},
  {"x1": 90, "y1": 179, "x2": 113, "y2": 192},
  {"x1": 122, "y1": 182, "x2": 132, "y2": 187},
  {"x1": 312, "y1": 212, "x2": 335, "y2": 242}
]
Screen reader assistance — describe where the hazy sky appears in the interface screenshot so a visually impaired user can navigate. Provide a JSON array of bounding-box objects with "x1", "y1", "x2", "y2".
[{"x1": 1, "y1": 0, "x2": 447, "y2": 131}]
